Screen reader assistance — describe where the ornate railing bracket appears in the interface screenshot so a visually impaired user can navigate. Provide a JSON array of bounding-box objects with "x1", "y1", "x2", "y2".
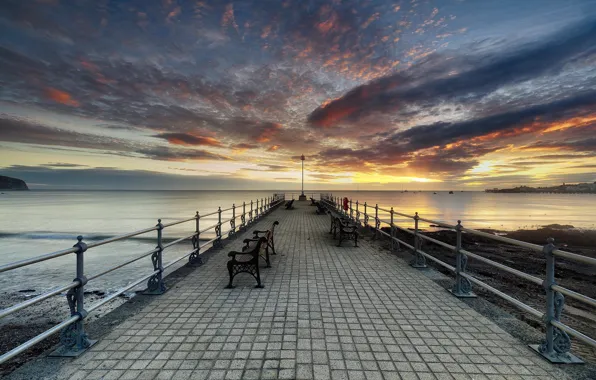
[{"x1": 530, "y1": 238, "x2": 583, "y2": 363}]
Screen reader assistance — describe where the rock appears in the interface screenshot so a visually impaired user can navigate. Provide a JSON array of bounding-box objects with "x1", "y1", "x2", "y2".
[{"x1": 0, "y1": 175, "x2": 29, "y2": 190}]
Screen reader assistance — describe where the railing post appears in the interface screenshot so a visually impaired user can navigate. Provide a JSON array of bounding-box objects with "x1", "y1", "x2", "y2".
[
  {"x1": 189, "y1": 211, "x2": 203, "y2": 265},
  {"x1": 261, "y1": 198, "x2": 264, "y2": 215},
  {"x1": 349, "y1": 199, "x2": 353, "y2": 220},
  {"x1": 145, "y1": 219, "x2": 166, "y2": 294},
  {"x1": 374, "y1": 204, "x2": 379, "y2": 239},
  {"x1": 250, "y1": 200, "x2": 253, "y2": 224},
  {"x1": 411, "y1": 212, "x2": 427, "y2": 268},
  {"x1": 229, "y1": 204, "x2": 236, "y2": 238},
  {"x1": 390, "y1": 207, "x2": 396, "y2": 252},
  {"x1": 214, "y1": 207, "x2": 223, "y2": 248},
  {"x1": 530, "y1": 238, "x2": 581, "y2": 363},
  {"x1": 255, "y1": 199, "x2": 259, "y2": 220},
  {"x1": 241, "y1": 202, "x2": 247, "y2": 230},
  {"x1": 53, "y1": 235, "x2": 96, "y2": 356},
  {"x1": 363, "y1": 202, "x2": 368, "y2": 228},
  {"x1": 355, "y1": 200, "x2": 360, "y2": 225},
  {"x1": 450, "y1": 220, "x2": 474, "y2": 297}
]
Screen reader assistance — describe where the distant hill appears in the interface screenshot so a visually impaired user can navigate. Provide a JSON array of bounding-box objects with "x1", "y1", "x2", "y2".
[
  {"x1": 0, "y1": 175, "x2": 29, "y2": 190},
  {"x1": 485, "y1": 182, "x2": 596, "y2": 194}
]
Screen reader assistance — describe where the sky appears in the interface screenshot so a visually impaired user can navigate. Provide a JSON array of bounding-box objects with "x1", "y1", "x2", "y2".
[{"x1": 1, "y1": 0, "x2": 595, "y2": 190}]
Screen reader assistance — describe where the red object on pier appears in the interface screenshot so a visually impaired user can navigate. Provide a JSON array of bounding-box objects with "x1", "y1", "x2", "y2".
[{"x1": 343, "y1": 197, "x2": 349, "y2": 211}]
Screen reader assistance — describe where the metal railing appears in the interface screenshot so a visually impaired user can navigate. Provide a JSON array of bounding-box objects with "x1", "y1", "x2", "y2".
[
  {"x1": 0, "y1": 194, "x2": 285, "y2": 364},
  {"x1": 321, "y1": 195, "x2": 595, "y2": 364},
  {"x1": 284, "y1": 192, "x2": 320, "y2": 200}
]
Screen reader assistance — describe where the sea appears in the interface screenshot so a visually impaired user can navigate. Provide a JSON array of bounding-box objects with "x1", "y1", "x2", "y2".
[{"x1": 1, "y1": 190, "x2": 594, "y2": 294}]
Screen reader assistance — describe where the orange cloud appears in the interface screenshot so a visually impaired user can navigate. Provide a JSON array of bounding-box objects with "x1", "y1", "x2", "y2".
[
  {"x1": 268, "y1": 145, "x2": 280, "y2": 151},
  {"x1": 45, "y1": 88, "x2": 79, "y2": 107},
  {"x1": 156, "y1": 133, "x2": 222, "y2": 147},
  {"x1": 542, "y1": 114, "x2": 596, "y2": 133},
  {"x1": 256, "y1": 123, "x2": 282, "y2": 143}
]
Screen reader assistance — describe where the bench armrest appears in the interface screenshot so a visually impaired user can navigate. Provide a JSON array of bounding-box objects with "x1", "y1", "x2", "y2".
[{"x1": 228, "y1": 250, "x2": 249, "y2": 257}]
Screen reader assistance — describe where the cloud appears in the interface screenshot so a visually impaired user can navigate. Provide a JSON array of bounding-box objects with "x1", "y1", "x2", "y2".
[
  {"x1": 382, "y1": 91, "x2": 596, "y2": 154},
  {"x1": 308, "y1": 19, "x2": 596, "y2": 127},
  {"x1": 135, "y1": 147, "x2": 230, "y2": 162},
  {"x1": 154, "y1": 133, "x2": 222, "y2": 147},
  {"x1": 43, "y1": 162, "x2": 88, "y2": 168},
  {"x1": 0, "y1": 114, "x2": 135, "y2": 152},
  {"x1": 0, "y1": 114, "x2": 228, "y2": 162},
  {"x1": 44, "y1": 88, "x2": 79, "y2": 107},
  {"x1": 232, "y1": 143, "x2": 258, "y2": 150},
  {"x1": 244, "y1": 164, "x2": 290, "y2": 171},
  {"x1": 567, "y1": 164, "x2": 596, "y2": 169}
]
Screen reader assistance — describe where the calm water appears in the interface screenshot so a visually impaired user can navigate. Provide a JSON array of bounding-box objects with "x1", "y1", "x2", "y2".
[{"x1": 0, "y1": 190, "x2": 594, "y2": 293}]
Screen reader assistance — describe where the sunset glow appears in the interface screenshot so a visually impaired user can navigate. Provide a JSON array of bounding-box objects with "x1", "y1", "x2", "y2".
[{"x1": 0, "y1": 0, "x2": 595, "y2": 190}]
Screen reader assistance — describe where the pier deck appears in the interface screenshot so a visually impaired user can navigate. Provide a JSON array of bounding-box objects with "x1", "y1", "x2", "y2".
[{"x1": 13, "y1": 202, "x2": 566, "y2": 379}]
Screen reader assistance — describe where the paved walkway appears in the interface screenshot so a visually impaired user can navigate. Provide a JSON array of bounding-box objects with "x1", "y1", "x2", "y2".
[{"x1": 29, "y1": 202, "x2": 566, "y2": 379}]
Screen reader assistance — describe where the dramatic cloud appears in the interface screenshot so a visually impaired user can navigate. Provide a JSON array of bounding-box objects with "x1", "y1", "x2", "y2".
[
  {"x1": 1, "y1": 0, "x2": 595, "y2": 188},
  {"x1": 309, "y1": 20, "x2": 596, "y2": 127},
  {"x1": 154, "y1": 133, "x2": 222, "y2": 147}
]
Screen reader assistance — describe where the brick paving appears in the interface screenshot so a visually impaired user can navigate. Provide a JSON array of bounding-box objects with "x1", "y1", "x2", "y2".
[{"x1": 42, "y1": 201, "x2": 567, "y2": 379}]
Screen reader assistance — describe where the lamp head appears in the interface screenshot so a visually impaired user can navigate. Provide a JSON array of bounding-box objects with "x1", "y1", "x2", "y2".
[{"x1": 300, "y1": 154, "x2": 305, "y2": 161}]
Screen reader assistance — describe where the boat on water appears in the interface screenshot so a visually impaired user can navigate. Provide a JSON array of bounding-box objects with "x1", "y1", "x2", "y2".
[{"x1": 449, "y1": 191, "x2": 454, "y2": 194}]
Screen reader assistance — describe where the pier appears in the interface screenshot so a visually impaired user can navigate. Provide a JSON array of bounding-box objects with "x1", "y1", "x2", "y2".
[{"x1": 2, "y1": 195, "x2": 595, "y2": 379}]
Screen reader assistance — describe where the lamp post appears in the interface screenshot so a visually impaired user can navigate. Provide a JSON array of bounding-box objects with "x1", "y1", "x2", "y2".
[{"x1": 299, "y1": 154, "x2": 307, "y2": 201}]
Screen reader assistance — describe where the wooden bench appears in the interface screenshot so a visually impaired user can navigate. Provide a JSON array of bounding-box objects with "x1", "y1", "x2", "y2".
[
  {"x1": 285, "y1": 199, "x2": 295, "y2": 209},
  {"x1": 226, "y1": 237, "x2": 266, "y2": 288},
  {"x1": 242, "y1": 221, "x2": 279, "y2": 268}
]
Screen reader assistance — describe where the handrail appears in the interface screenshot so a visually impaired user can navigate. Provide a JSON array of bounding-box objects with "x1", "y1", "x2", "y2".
[
  {"x1": 0, "y1": 247, "x2": 79, "y2": 273},
  {"x1": 335, "y1": 196, "x2": 596, "y2": 362},
  {"x1": 161, "y1": 216, "x2": 196, "y2": 228},
  {"x1": 85, "y1": 226, "x2": 158, "y2": 249},
  {"x1": 551, "y1": 285, "x2": 596, "y2": 308},
  {"x1": 553, "y1": 248, "x2": 596, "y2": 266},
  {"x1": 0, "y1": 282, "x2": 79, "y2": 319},
  {"x1": 460, "y1": 272, "x2": 544, "y2": 318},
  {"x1": 417, "y1": 232, "x2": 456, "y2": 251},
  {"x1": 461, "y1": 227, "x2": 543, "y2": 253},
  {"x1": 0, "y1": 315, "x2": 80, "y2": 364},
  {"x1": 162, "y1": 234, "x2": 195, "y2": 249},
  {"x1": 417, "y1": 216, "x2": 456, "y2": 229},
  {"x1": 86, "y1": 270, "x2": 159, "y2": 313},
  {"x1": 460, "y1": 248, "x2": 543, "y2": 286},
  {"x1": 87, "y1": 248, "x2": 160, "y2": 281},
  {"x1": 0, "y1": 193, "x2": 285, "y2": 365},
  {"x1": 199, "y1": 223, "x2": 220, "y2": 234}
]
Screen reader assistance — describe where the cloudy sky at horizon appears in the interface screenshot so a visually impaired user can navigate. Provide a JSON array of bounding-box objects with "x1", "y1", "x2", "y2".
[{"x1": 1, "y1": 0, "x2": 595, "y2": 190}]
